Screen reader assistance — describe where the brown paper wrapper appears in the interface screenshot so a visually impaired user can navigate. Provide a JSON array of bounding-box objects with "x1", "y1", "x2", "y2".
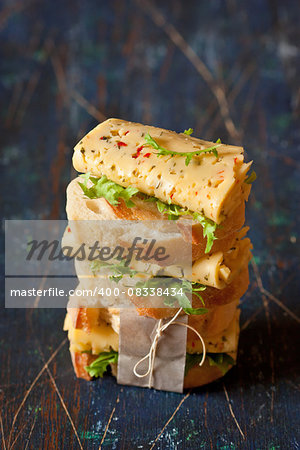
[{"x1": 117, "y1": 309, "x2": 188, "y2": 393}]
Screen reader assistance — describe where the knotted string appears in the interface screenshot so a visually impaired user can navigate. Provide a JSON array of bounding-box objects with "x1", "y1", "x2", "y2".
[{"x1": 133, "y1": 308, "x2": 206, "y2": 388}]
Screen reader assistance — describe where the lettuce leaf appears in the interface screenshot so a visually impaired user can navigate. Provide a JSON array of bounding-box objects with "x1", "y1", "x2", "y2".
[
  {"x1": 245, "y1": 171, "x2": 257, "y2": 184},
  {"x1": 85, "y1": 350, "x2": 118, "y2": 378},
  {"x1": 85, "y1": 350, "x2": 234, "y2": 379},
  {"x1": 185, "y1": 352, "x2": 236, "y2": 376},
  {"x1": 78, "y1": 173, "x2": 139, "y2": 207}
]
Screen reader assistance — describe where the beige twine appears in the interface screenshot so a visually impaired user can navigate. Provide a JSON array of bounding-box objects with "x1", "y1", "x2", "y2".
[{"x1": 133, "y1": 307, "x2": 206, "y2": 388}]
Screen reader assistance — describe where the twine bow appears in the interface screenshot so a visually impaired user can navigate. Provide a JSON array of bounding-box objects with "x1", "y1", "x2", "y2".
[{"x1": 133, "y1": 308, "x2": 206, "y2": 388}]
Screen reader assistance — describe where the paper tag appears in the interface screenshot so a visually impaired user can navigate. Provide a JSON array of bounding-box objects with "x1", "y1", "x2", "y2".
[{"x1": 117, "y1": 309, "x2": 187, "y2": 393}]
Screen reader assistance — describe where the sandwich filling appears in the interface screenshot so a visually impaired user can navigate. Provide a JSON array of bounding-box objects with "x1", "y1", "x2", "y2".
[{"x1": 64, "y1": 310, "x2": 237, "y2": 379}]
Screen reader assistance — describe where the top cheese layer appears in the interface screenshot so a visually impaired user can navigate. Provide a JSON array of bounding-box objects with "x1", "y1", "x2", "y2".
[{"x1": 73, "y1": 118, "x2": 251, "y2": 224}]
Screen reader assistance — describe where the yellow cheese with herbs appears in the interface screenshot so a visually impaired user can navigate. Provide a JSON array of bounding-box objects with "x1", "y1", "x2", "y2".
[
  {"x1": 73, "y1": 118, "x2": 251, "y2": 224},
  {"x1": 186, "y1": 310, "x2": 240, "y2": 354},
  {"x1": 64, "y1": 313, "x2": 119, "y2": 354}
]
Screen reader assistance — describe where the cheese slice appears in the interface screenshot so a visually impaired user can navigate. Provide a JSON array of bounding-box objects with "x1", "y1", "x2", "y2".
[
  {"x1": 73, "y1": 118, "x2": 251, "y2": 224},
  {"x1": 64, "y1": 222, "x2": 251, "y2": 291},
  {"x1": 126, "y1": 231, "x2": 251, "y2": 289},
  {"x1": 186, "y1": 309, "x2": 240, "y2": 354},
  {"x1": 64, "y1": 307, "x2": 239, "y2": 356},
  {"x1": 64, "y1": 313, "x2": 119, "y2": 354}
]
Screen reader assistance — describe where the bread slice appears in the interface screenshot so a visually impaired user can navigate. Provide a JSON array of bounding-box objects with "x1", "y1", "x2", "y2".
[
  {"x1": 66, "y1": 177, "x2": 247, "y2": 258},
  {"x1": 183, "y1": 354, "x2": 236, "y2": 388}
]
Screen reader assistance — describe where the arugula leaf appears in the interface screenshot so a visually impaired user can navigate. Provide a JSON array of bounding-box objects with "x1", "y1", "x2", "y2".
[
  {"x1": 155, "y1": 200, "x2": 189, "y2": 220},
  {"x1": 150, "y1": 199, "x2": 217, "y2": 253},
  {"x1": 183, "y1": 128, "x2": 193, "y2": 135},
  {"x1": 185, "y1": 353, "x2": 203, "y2": 375},
  {"x1": 85, "y1": 350, "x2": 235, "y2": 378},
  {"x1": 143, "y1": 195, "x2": 217, "y2": 252},
  {"x1": 245, "y1": 171, "x2": 257, "y2": 184},
  {"x1": 135, "y1": 277, "x2": 193, "y2": 308},
  {"x1": 134, "y1": 277, "x2": 206, "y2": 311},
  {"x1": 145, "y1": 133, "x2": 221, "y2": 166},
  {"x1": 182, "y1": 307, "x2": 208, "y2": 315},
  {"x1": 185, "y1": 352, "x2": 235, "y2": 376},
  {"x1": 78, "y1": 174, "x2": 139, "y2": 207},
  {"x1": 90, "y1": 259, "x2": 137, "y2": 282},
  {"x1": 85, "y1": 350, "x2": 118, "y2": 378},
  {"x1": 192, "y1": 212, "x2": 218, "y2": 253},
  {"x1": 180, "y1": 279, "x2": 206, "y2": 306},
  {"x1": 207, "y1": 353, "x2": 236, "y2": 375},
  {"x1": 144, "y1": 133, "x2": 165, "y2": 151}
]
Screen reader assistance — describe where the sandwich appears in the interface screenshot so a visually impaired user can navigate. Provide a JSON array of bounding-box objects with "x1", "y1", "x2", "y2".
[
  {"x1": 64, "y1": 299, "x2": 239, "y2": 388},
  {"x1": 63, "y1": 118, "x2": 254, "y2": 391}
]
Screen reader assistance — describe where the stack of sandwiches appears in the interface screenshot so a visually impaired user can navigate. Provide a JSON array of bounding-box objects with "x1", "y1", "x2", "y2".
[{"x1": 63, "y1": 118, "x2": 254, "y2": 391}]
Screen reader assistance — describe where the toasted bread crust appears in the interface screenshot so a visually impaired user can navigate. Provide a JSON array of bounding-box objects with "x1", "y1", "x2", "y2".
[
  {"x1": 70, "y1": 350, "x2": 97, "y2": 381},
  {"x1": 67, "y1": 307, "x2": 94, "y2": 333},
  {"x1": 132, "y1": 265, "x2": 249, "y2": 319},
  {"x1": 135, "y1": 306, "x2": 180, "y2": 320},
  {"x1": 195, "y1": 265, "x2": 249, "y2": 308},
  {"x1": 183, "y1": 358, "x2": 228, "y2": 388}
]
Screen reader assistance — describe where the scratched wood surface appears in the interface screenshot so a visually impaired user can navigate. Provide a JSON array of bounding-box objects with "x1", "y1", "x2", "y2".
[{"x1": 1, "y1": 0, "x2": 300, "y2": 449}]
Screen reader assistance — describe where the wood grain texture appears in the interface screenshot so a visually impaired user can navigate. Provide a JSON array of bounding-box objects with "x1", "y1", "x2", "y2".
[{"x1": 0, "y1": 0, "x2": 299, "y2": 448}]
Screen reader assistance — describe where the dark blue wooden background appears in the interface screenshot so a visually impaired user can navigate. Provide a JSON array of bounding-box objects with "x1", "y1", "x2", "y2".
[{"x1": 1, "y1": 0, "x2": 299, "y2": 449}]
